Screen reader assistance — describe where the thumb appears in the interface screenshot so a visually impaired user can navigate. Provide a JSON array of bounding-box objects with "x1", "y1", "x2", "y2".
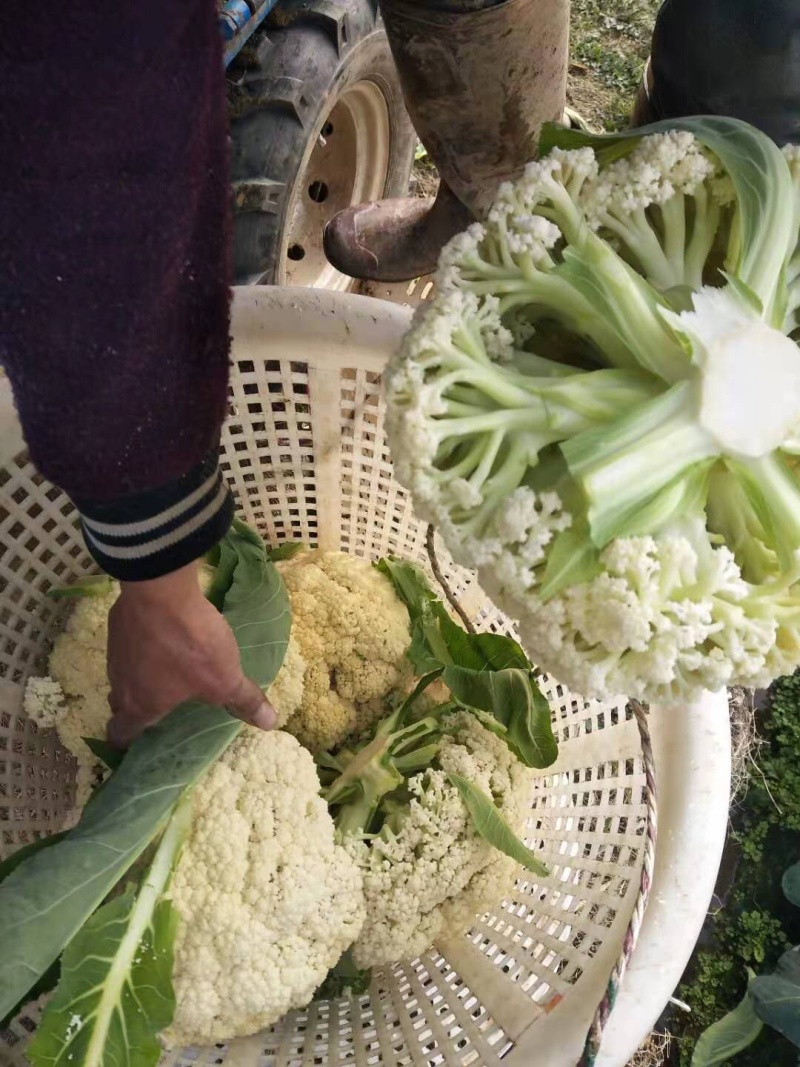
[{"x1": 225, "y1": 675, "x2": 277, "y2": 731}]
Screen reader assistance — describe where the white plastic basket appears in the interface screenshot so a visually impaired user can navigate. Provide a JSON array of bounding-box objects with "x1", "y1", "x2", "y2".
[{"x1": 0, "y1": 287, "x2": 731, "y2": 1067}]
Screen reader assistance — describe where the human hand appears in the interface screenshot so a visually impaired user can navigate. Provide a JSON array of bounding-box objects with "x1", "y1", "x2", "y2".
[{"x1": 106, "y1": 560, "x2": 275, "y2": 748}]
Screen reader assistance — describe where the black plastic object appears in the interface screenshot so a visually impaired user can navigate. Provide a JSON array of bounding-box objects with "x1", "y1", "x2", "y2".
[{"x1": 649, "y1": 0, "x2": 800, "y2": 145}]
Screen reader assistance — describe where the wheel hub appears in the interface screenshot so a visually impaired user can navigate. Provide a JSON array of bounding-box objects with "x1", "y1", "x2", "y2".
[{"x1": 282, "y1": 80, "x2": 391, "y2": 291}]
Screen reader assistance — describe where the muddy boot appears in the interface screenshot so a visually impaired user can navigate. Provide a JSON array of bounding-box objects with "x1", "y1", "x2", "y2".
[
  {"x1": 632, "y1": 0, "x2": 800, "y2": 144},
  {"x1": 324, "y1": 0, "x2": 570, "y2": 282},
  {"x1": 324, "y1": 182, "x2": 472, "y2": 284}
]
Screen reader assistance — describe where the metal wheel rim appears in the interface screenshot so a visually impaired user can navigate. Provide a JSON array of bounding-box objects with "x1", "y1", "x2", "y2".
[{"x1": 281, "y1": 79, "x2": 391, "y2": 291}]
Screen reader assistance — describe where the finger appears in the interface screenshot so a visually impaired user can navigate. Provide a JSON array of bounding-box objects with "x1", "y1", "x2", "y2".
[{"x1": 225, "y1": 675, "x2": 276, "y2": 731}]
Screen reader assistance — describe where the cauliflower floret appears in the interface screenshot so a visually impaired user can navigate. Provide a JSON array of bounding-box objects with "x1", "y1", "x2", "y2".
[
  {"x1": 23, "y1": 675, "x2": 67, "y2": 728},
  {"x1": 164, "y1": 729, "x2": 364, "y2": 1048},
  {"x1": 492, "y1": 522, "x2": 779, "y2": 704},
  {"x1": 46, "y1": 586, "x2": 119, "y2": 808},
  {"x1": 265, "y1": 633, "x2": 306, "y2": 726},
  {"x1": 278, "y1": 552, "x2": 411, "y2": 752},
  {"x1": 582, "y1": 131, "x2": 715, "y2": 222},
  {"x1": 350, "y1": 714, "x2": 533, "y2": 969}
]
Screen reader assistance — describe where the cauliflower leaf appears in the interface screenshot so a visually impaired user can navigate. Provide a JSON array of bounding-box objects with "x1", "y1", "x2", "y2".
[
  {"x1": 448, "y1": 772, "x2": 547, "y2": 876},
  {"x1": 376, "y1": 558, "x2": 557, "y2": 767},
  {"x1": 27, "y1": 799, "x2": 191, "y2": 1067}
]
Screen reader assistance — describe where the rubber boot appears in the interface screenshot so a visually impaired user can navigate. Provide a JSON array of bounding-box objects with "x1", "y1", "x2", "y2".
[
  {"x1": 632, "y1": 0, "x2": 800, "y2": 145},
  {"x1": 324, "y1": 182, "x2": 473, "y2": 284},
  {"x1": 324, "y1": 0, "x2": 569, "y2": 282}
]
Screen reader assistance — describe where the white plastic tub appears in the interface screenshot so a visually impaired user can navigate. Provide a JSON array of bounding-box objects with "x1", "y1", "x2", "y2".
[{"x1": 0, "y1": 286, "x2": 730, "y2": 1067}]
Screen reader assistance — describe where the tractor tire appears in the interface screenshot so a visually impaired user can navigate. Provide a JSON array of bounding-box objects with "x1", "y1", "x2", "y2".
[{"x1": 227, "y1": 0, "x2": 416, "y2": 288}]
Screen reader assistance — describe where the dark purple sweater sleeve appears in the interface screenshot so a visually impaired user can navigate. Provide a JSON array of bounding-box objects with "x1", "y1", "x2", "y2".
[{"x1": 0, "y1": 0, "x2": 234, "y2": 581}]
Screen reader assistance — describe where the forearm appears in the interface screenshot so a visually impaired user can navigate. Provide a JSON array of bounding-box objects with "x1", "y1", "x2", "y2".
[{"x1": 0, "y1": 0, "x2": 233, "y2": 579}]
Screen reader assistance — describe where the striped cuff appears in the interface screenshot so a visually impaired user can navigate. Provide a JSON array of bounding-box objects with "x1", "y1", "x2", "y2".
[{"x1": 75, "y1": 451, "x2": 234, "y2": 582}]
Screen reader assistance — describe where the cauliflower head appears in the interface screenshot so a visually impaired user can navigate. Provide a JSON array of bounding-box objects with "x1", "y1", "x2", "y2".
[
  {"x1": 278, "y1": 551, "x2": 411, "y2": 751},
  {"x1": 350, "y1": 713, "x2": 533, "y2": 969},
  {"x1": 386, "y1": 120, "x2": 800, "y2": 703},
  {"x1": 165, "y1": 728, "x2": 364, "y2": 1047}
]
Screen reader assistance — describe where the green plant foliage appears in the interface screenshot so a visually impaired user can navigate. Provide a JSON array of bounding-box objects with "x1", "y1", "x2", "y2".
[
  {"x1": 674, "y1": 672, "x2": 800, "y2": 1066},
  {"x1": 690, "y1": 974, "x2": 762, "y2": 1067},
  {"x1": 374, "y1": 558, "x2": 558, "y2": 768},
  {"x1": 448, "y1": 773, "x2": 548, "y2": 876},
  {"x1": 750, "y1": 949, "x2": 800, "y2": 1047}
]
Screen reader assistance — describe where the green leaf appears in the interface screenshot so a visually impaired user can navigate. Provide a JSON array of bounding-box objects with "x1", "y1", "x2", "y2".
[
  {"x1": 0, "y1": 830, "x2": 69, "y2": 884},
  {"x1": 0, "y1": 701, "x2": 236, "y2": 1023},
  {"x1": 231, "y1": 515, "x2": 266, "y2": 548},
  {"x1": 315, "y1": 950, "x2": 372, "y2": 1000},
  {"x1": 82, "y1": 737, "x2": 124, "y2": 771},
  {"x1": 268, "y1": 541, "x2": 305, "y2": 562},
  {"x1": 448, "y1": 772, "x2": 548, "y2": 877},
  {"x1": 540, "y1": 116, "x2": 797, "y2": 323},
  {"x1": 691, "y1": 977, "x2": 763, "y2": 1067},
  {"x1": 28, "y1": 799, "x2": 191, "y2": 1067},
  {"x1": 203, "y1": 537, "x2": 239, "y2": 611},
  {"x1": 377, "y1": 556, "x2": 557, "y2": 769},
  {"x1": 407, "y1": 616, "x2": 452, "y2": 674},
  {"x1": 750, "y1": 948, "x2": 800, "y2": 1046},
  {"x1": 46, "y1": 575, "x2": 116, "y2": 601},
  {"x1": 223, "y1": 527, "x2": 292, "y2": 685},
  {"x1": 376, "y1": 557, "x2": 532, "y2": 672},
  {"x1": 0, "y1": 830, "x2": 69, "y2": 1027},
  {"x1": 375, "y1": 558, "x2": 440, "y2": 623},
  {"x1": 783, "y1": 863, "x2": 800, "y2": 908},
  {"x1": 0, "y1": 521, "x2": 290, "y2": 1023},
  {"x1": 538, "y1": 521, "x2": 600, "y2": 601},
  {"x1": 437, "y1": 620, "x2": 531, "y2": 672},
  {"x1": 0, "y1": 960, "x2": 60, "y2": 1031},
  {"x1": 443, "y1": 666, "x2": 558, "y2": 769}
]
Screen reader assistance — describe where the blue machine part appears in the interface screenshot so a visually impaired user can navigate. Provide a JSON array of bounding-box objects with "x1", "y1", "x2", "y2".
[{"x1": 219, "y1": 0, "x2": 280, "y2": 66}]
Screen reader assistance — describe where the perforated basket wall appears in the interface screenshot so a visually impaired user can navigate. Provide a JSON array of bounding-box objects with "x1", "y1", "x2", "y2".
[{"x1": 0, "y1": 289, "x2": 730, "y2": 1067}]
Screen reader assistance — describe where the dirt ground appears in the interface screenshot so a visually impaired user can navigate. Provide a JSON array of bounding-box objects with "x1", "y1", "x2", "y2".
[{"x1": 568, "y1": 0, "x2": 661, "y2": 130}]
